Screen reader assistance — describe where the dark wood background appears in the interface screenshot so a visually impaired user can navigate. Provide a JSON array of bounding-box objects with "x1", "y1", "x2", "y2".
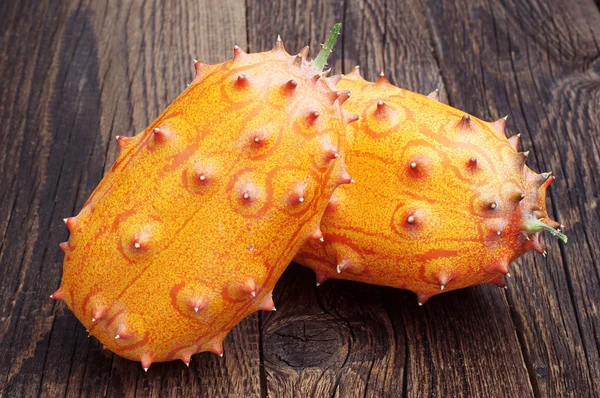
[{"x1": 1, "y1": 0, "x2": 599, "y2": 396}]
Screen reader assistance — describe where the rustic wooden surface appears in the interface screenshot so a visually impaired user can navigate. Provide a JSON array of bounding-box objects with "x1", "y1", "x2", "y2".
[{"x1": 0, "y1": 0, "x2": 598, "y2": 396}]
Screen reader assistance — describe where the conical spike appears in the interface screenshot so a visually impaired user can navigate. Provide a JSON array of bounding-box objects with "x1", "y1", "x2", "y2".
[
  {"x1": 540, "y1": 174, "x2": 555, "y2": 190},
  {"x1": 310, "y1": 228, "x2": 323, "y2": 241},
  {"x1": 299, "y1": 45, "x2": 310, "y2": 60},
  {"x1": 374, "y1": 100, "x2": 392, "y2": 118},
  {"x1": 63, "y1": 217, "x2": 76, "y2": 231},
  {"x1": 241, "y1": 278, "x2": 256, "y2": 297},
  {"x1": 116, "y1": 135, "x2": 133, "y2": 150},
  {"x1": 350, "y1": 65, "x2": 362, "y2": 77},
  {"x1": 188, "y1": 296, "x2": 207, "y2": 313},
  {"x1": 491, "y1": 116, "x2": 507, "y2": 134},
  {"x1": 427, "y1": 89, "x2": 440, "y2": 102},
  {"x1": 292, "y1": 55, "x2": 302, "y2": 68},
  {"x1": 273, "y1": 35, "x2": 285, "y2": 51},
  {"x1": 141, "y1": 354, "x2": 153, "y2": 372},
  {"x1": 508, "y1": 134, "x2": 521, "y2": 151},
  {"x1": 282, "y1": 79, "x2": 297, "y2": 94},
  {"x1": 516, "y1": 151, "x2": 529, "y2": 167},
  {"x1": 514, "y1": 192, "x2": 526, "y2": 202},
  {"x1": 457, "y1": 114, "x2": 472, "y2": 130},
  {"x1": 311, "y1": 74, "x2": 321, "y2": 84},
  {"x1": 50, "y1": 287, "x2": 64, "y2": 300},
  {"x1": 338, "y1": 166, "x2": 353, "y2": 185},
  {"x1": 307, "y1": 110, "x2": 320, "y2": 125},
  {"x1": 180, "y1": 352, "x2": 192, "y2": 367},
  {"x1": 235, "y1": 74, "x2": 249, "y2": 88},
  {"x1": 91, "y1": 306, "x2": 107, "y2": 323},
  {"x1": 59, "y1": 242, "x2": 68, "y2": 252},
  {"x1": 152, "y1": 127, "x2": 168, "y2": 143},
  {"x1": 315, "y1": 272, "x2": 328, "y2": 286},
  {"x1": 233, "y1": 45, "x2": 247, "y2": 60},
  {"x1": 337, "y1": 90, "x2": 351, "y2": 105},
  {"x1": 376, "y1": 72, "x2": 389, "y2": 85},
  {"x1": 194, "y1": 61, "x2": 211, "y2": 81},
  {"x1": 416, "y1": 292, "x2": 432, "y2": 306},
  {"x1": 437, "y1": 273, "x2": 451, "y2": 291},
  {"x1": 495, "y1": 260, "x2": 510, "y2": 275},
  {"x1": 207, "y1": 339, "x2": 224, "y2": 357},
  {"x1": 258, "y1": 293, "x2": 276, "y2": 311},
  {"x1": 545, "y1": 218, "x2": 561, "y2": 230},
  {"x1": 324, "y1": 90, "x2": 340, "y2": 104},
  {"x1": 336, "y1": 259, "x2": 349, "y2": 274}
]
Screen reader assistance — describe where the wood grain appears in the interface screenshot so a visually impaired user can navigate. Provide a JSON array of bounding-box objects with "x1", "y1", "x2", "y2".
[{"x1": 0, "y1": 0, "x2": 598, "y2": 397}]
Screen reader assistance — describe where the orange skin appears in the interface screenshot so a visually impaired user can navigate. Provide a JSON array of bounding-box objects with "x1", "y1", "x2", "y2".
[
  {"x1": 52, "y1": 42, "x2": 355, "y2": 368},
  {"x1": 295, "y1": 68, "x2": 563, "y2": 304}
]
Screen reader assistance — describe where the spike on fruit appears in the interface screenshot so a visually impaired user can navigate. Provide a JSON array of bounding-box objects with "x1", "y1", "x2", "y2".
[
  {"x1": 338, "y1": 166, "x2": 353, "y2": 185},
  {"x1": 347, "y1": 65, "x2": 362, "y2": 79},
  {"x1": 180, "y1": 352, "x2": 192, "y2": 367},
  {"x1": 235, "y1": 74, "x2": 249, "y2": 88},
  {"x1": 376, "y1": 72, "x2": 389, "y2": 85},
  {"x1": 258, "y1": 293, "x2": 276, "y2": 311},
  {"x1": 299, "y1": 45, "x2": 309, "y2": 60},
  {"x1": 292, "y1": 55, "x2": 303, "y2": 68},
  {"x1": 206, "y1": 339, "x2": 224, "y2": 357},
  {"x1": 241, "y1": 278, "x2": 257, "y2": 297},
  {"x1": 374, "y1": 99, "x2": 391, "y2": 118},
  {"x1": 188, "y1": 296, "x2": 207, "y2": 313},
  {"x1": 91, "y1": 305, "x2": 107, "y2": 323},
  {"x1": 50, "y1": 288, "x2": 64, "y2": 300},
  {"x1": 233, "y1": 45, "x2": 246, "y2": 60},
  {"x1": 416, "y1": 293, "x2": 432, "y2": 306},
  {"x1": 193, "y1": 61, "x2": 211, "y2": 82},
  {"x1": 314, "y1": 271, "x2": 328, "y2": 286},
  {"x1": 457, "y1": 114, "x2": 472, "y2": 130},
  {"x1": 59, "y1": 242, "x2": 68, "y2": 252},
  {"x1": 282, "y1": 79, "x2": 298, "y2": 94},
  {"x1": 427, "y1": 89, "x2": 440, "y2": 102},
  {"x1": 336, "y1": 90, "x2": 351, "y2": 105},
  {"x1": 309, "y1": 228, "x2": 323, "y2": 241},
  {"x1": 307, "y1": 110, "x2": 320, "y2": 125},
  {"x1": 325, "y1": 90, "x2": 341, "y2": 104},
  {"x1": 141, "y1": 354, "x2": 153, "y2": 372},
  {"x1": 116, "y1": 135, "x2": 133, "y2": 150},
  {"x1": 152, "y1": 127, "x2": 169, "y2": 143},
  {"x1": 508, "y1": 134, "x2": 521, "y2": 151},
  {"x1": 491, "y1": 116, "x2": 507, "y2": 134},
  {"x1": 63, "y1": 217, "x2": 76, "y2": 231},
  {"x1": 274, "y1": 35, "x2": 283, "y2": 50}
]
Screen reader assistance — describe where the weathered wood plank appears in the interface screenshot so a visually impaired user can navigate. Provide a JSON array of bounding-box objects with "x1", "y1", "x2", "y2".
[
  {"x1": 1, "y1": 0, "x2": 598, "y2": 397},
  {"x1": 0, "y1": 1, "x2": 259, "y2": 397}
]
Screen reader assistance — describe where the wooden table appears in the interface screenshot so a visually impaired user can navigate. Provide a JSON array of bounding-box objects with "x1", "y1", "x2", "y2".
[{"x1": 1, "y1": 0, "x2": 598, "y2": 396}]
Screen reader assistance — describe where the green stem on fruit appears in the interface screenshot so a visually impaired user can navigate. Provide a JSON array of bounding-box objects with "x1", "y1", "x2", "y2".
[
  {"x1": 525, "y1": 218, "x2": 568, "y2": 244},
  {"x1": 313, "y1": 23, "x2": 342, "y2": 72}
]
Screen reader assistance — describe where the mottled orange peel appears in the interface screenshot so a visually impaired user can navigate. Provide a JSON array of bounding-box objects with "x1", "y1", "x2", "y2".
[
  {"x1": 53, "y1": 33, "x2": 355, "y2": 369},
  {"x1": 296, "y1": 66, "x2": 566, "y2": 304}
]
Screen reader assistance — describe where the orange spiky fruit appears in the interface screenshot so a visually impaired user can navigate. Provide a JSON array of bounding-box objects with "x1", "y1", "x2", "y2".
[
  {"x1": 295, "y1": 67, "x2": 567, "y2": 305},
  {"x1": 52, "y1": 26, "x2": 356, "y2": 368}
]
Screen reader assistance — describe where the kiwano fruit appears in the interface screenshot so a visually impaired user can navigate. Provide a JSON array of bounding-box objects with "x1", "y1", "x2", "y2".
[
  {"x1": 51, "y1": 27, "x2": 356, "y2": 369},
  {"x1": 295, "y1": 67, "x2": 567, "y2": 305}
]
